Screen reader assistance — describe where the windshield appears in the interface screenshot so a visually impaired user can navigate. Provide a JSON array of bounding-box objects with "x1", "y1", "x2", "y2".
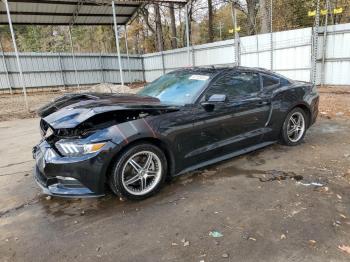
[{"x1": 137, "y1": 72, "x2": 211, "y2": 105}]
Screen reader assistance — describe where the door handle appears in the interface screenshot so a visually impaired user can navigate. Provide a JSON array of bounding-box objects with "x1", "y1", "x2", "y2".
[{"x1": 258, "y1": 101, "x2": 270, "y2": 106}]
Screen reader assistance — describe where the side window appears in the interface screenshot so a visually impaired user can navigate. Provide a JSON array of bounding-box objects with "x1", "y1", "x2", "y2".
[
  {"x1": 279, "y1": 77, "x2": 290, "y2": 86},
  {"x1": 262, "y1": 74, "x2": 280, "y2": 89},
  {"x1": 206, "y1": 71, "x2": 260, "y2": 101}
]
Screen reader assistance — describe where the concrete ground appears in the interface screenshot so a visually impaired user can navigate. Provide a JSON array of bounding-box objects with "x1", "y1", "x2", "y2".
[{"x1": 0, "y1": 115, "x2": 350, "y2": 262}]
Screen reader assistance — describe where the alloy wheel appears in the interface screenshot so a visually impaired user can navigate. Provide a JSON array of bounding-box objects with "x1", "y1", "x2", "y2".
[
  {"x1": 287, "y1": 111, "x2": 305, "y2": 143},
  {"x1": 121, "y1": 151, "x2": 162, "y2": 196}
]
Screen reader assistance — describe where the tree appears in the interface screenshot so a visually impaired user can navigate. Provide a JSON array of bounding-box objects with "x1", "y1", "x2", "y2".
[
  {"x1": 208, "y1": 0, "x2": 214, "y2": 42},
  {"x1": 259, "y1": 0, "x2": 270, "y2": 33},
  {"x1": 154, "y1": 3, "x2": 164, "y2": 52},
  {"x1": 169, "y1": 2, "x2": 177, "y2": 49}
]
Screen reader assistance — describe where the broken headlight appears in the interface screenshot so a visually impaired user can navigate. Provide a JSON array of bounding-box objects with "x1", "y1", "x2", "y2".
[{"x1": 55, "y1": 140, "x2": 106, "y2": 157}]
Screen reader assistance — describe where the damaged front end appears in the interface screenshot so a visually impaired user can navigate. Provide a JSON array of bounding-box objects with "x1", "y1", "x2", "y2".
[{"x1": 33, "y1": 93, "x2": 178, "y2": 197}]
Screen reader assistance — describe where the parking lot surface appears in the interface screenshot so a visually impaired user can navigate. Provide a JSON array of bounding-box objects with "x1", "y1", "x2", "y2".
[{"x1": 1, "y1": 114, "x2": 350, "y2": 262}]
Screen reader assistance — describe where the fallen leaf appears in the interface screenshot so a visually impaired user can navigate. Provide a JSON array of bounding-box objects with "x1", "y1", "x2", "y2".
[
  {"x1": 337, "y1": 194, "x2": 342, "y2": 200},
  {"x1": 338, "y1": 245, "x2": 350, "y2": 255},
  {"x1": 340, "y1": 214, "x2": 347, "y2": 219}
]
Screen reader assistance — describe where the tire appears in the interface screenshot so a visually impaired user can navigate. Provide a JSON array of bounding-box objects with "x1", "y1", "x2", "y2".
[
  {"x1": 109, "y1": 143, "x2": 167, "y2": 200},
  {"x1": 280, "y1": 107, "x2": 308, "y2": 146}
]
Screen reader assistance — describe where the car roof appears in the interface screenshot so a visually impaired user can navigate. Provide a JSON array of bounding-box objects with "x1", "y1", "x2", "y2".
[
  {"x1": 172, "y1": 66, "x2": 273, "y2": 75},
  {"x1": 171, "y1": 66, "x2": 292, "y2": 82}
]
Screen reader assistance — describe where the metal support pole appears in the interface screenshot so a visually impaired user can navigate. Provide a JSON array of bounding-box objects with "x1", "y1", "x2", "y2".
[
  {"x1": 321, "y1": 0, "x2": 329, "y2": 88},
  {"x1": 311, "y1": 0, "x2": 320, "y2": 85},
  {"x1": 185, "y1": 2, "x2": 191, "y2": 66},
  {"x1": 270, "y1": 0, "x2": 273, "y2": 70},
  {"x1": 124, "y1": 25, "x2": 131, "y2": 83},
  {"x1": 192, "y1": 45, "x2": 195, "y2": 67},
  {"x1": 141, "y1": 53, "x2": 146, "y2": 83},
  {"x1": 3, "y1": 0, "x2": 28, "y2": 109},
  {"x1": 58, "y1": 52, "x2": 66, "y2": 88},
  {"x1": 161, "y1": 52, "x2": 165, "y2": 74},
  {"x1": 112, "y1": 0, "x2": 124, "y2": 86},
  {"x1": 68, "y1": 26, "x2": 80, "y2": 88},
  {"x1": 231, "y1": 2, "x2": 240, "y2": 65},
  {"x1": 99, "y1": 52, "x2": 105, "y2": 83},
  {"x1": 256, "y1": 35, "x2": 260, "y2": 67},
  {"x1": 0, "y1": 36, "x2": 12, "y2": 94}
]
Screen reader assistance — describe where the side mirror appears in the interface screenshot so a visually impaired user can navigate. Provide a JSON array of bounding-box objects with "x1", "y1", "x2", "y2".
[
  {"x1": 201, "y1": 94, "x2": 227, "y2": 111},
  {"x1": 207, "y1": 94, "x2": 227, "y2": 103}
]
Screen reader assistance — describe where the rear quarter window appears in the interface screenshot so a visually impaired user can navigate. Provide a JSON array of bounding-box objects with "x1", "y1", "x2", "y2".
[{"x1": 261, "y1": 74, "x2": 280, "y2": 90}]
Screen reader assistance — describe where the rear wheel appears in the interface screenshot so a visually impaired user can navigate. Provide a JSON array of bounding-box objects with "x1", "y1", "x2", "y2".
[
  {"x1": 109, "y1": 143, "x2": 167, "y2": 200},
  {"x1": 281, "y1": 107, "x2": 307, "y2": 146}
]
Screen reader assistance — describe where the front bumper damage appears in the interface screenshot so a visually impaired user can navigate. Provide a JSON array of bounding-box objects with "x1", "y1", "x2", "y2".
[{"x1": 33, "y1": 140, "x2": 117, "y2": 198}]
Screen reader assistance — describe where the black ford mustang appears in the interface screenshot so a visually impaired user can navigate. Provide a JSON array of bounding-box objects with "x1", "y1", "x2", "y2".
[{"x1": 33, "y1": 66, "x2": 319, "y2": 200}]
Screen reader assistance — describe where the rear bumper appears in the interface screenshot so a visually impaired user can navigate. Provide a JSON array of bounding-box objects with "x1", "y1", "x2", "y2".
[{"x1": 33, "y1": 140, "x2": 118, "y2": 198}]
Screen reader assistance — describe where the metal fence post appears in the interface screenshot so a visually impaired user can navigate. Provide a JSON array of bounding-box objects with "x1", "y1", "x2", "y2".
[
  {"x1": 58, "y1": 52, "x2": 66, "y2": 88},
  {"x1": 321, "y1": 0, "x2": 329, "y2": 87},
  {"x1": 0, "y1": 37, "x2": 12, "y2": 94},
  {"x1": 311, "y1": 0, "x2": 320, "y2": 85},
  {"x1": 124, "y1": 25, "x2": 131, "y2": 83},
  {"x1": 99, "y1": 52, "x2": 105, "y2": 83},
  {"x1": 161, "y1": 52, "x2": 165, "y2": 74},
  {"x1": 270, "y1": 0, "x2": 273, "y2": 71},
  {"x1": 256, "y1": 34, "x2": 260, "y2": 67},
  {"x1": 192, "y1": 46, "x2": 195, "y2": 67},
  {"x1": 141, "y1": 55, "x2": 146, "y2": 83}
]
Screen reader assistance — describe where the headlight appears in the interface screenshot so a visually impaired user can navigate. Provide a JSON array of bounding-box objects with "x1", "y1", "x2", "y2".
[{"x1": 55, "y1": 140, "x2": 106, "y2": 157}]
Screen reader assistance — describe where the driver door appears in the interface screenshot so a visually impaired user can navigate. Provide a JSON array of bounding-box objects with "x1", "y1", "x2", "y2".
[{"x1": 174, "y1": 70, "x2": 271, "y2": 169}]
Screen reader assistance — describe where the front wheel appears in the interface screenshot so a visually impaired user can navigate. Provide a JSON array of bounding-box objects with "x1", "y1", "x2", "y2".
[
  {"x1": 109, "y1": 143, "x2": 167, "y2": 200},
  {"x1": 280, "y1": 108, "x2": 308, "y2": 146}
]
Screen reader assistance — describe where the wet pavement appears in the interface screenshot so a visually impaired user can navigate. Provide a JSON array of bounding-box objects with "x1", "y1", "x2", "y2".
[{"x1": 0, "y1": 117, "x2": 350, "y2": 261}]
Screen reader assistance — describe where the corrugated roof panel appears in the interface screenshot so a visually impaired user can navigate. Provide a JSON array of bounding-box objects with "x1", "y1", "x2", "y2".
[{"x1": 0, "y1": 0, "x2": 150, "y2": 25}]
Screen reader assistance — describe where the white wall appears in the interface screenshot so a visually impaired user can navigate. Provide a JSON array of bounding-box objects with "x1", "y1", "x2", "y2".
[{"x1": 143, "y1": 23, "x2": 350, "y2": 86}]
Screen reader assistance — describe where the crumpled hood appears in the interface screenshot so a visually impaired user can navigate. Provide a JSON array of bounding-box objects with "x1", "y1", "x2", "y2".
[{"x1": 39, "y1": 93, "x2": 178, "y2": 129}]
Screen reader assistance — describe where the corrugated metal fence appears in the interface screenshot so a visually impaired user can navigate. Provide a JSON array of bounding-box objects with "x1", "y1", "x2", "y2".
[
  {"x1": 143, "y1": 23, "x2": 350, "y2": 85},
  {"x1": 143, "y1": 27, "x2": 312, "y2": 83},
  {"x1": 1, "y1": 23, "x2": 350, "y2": 91},
  {"x1": 0, "y1": 52, "x2": 144, "y2": 90}
]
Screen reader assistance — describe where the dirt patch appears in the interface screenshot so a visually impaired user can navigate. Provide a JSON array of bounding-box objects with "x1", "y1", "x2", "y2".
[
  {"x1": 319, "y1": 86, "x2": 350, "y2": 119},
  {"x1": 0, "y1": 83, "x2": 144, "y2": 121}
]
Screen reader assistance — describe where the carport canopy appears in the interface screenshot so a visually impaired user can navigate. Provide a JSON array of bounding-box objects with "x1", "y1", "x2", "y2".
[{"x1": 0, "y1": 0, "x2": 187, "y2": 26}]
